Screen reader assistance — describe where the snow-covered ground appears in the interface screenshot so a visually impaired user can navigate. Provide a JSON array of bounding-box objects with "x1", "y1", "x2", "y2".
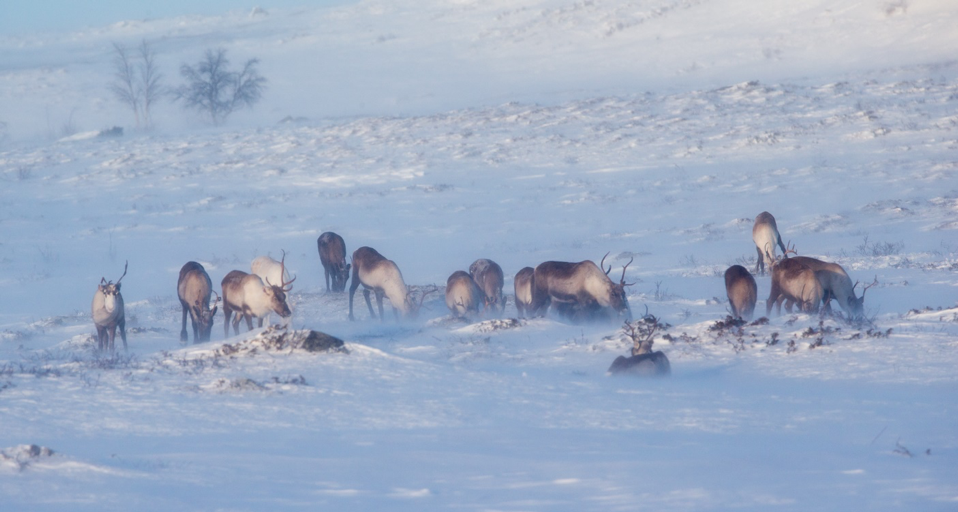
[{"x1": 1, "y1": 1, "x2": 957, "y2": 510}]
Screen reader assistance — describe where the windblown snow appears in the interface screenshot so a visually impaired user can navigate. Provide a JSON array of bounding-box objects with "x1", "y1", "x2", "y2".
[{"x1": 1, "y1": 0, "x2": 957, "y2": 510}]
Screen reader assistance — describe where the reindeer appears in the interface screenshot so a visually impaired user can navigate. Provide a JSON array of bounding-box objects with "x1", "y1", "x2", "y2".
[
  {"x1": 222, "y1": 255, "x2": 295, "y2": 337},
  {"x1": 766, "y1": 246, "x2": 824, "y2": 316},
  {"x1": 445, "y1": 271, "x2": 484, "y2": 321},
  {"x1": 468, "y1": 258, "x2": 505, "y2": 317},
  {"x1": 348, "y1": 246, "x2": 435, "y2": 322},
  {"x1": 529, "y1": 252, "x2": 633, "y2": 322},
  {"x1": 251, "y1": 250, "x2": 296, "y2": 325},
  {"x1": 91, "y1": 261, "x2": 128, "y2": 352},
  {"x1": 317, "y1": 231, "x2": 350, "y2": 293},
  {"x1": 724, "y1": 265, "x2": 757, "y2": 321},
  {"x1": 790, "y1": 256, "x2": 875, "y2": 319},
  {"x1": 513, "y1": 267, "x2": 535, "y2": 318},
  {"x1": 177, "y1": 261, "x2": 219, "y2": 343},
  {"x1": 608, "y1": 313, "x2": 671, "y2": 376},
  {"x1": 752, "y1": 211, "x2": 788, "y2": 275}
]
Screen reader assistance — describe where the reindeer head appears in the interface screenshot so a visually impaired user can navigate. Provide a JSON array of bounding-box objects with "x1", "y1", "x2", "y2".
[
  {"x1": 849, "y1": 276, "x2": 878, "y2": 319},
  {"x1": 97, "y1": 261, "x2": 128, "y2": 313},
  {"x1": 609, "y1": 256, "x2": 634, "y2": 321},
  {"x1": 333, "y1": 262, "x2": 351, "y2": 292},
  {"x1": 192, "y1": 292, "x2": 220, "y2": 342},
  {"x1": 264, "y1": 250, "x2": 295, "y2": 318},
  {"x1": 404, "y1": 285, "x2": 438, "y2": 319}
]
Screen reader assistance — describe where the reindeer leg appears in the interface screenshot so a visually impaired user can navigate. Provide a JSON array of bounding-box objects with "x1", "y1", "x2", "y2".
[
  {"x1": 324, "y1": 267, "x2": 331, "y2": 293},
  {"x1": 374, "y1": 290, "x2": 386, "y2": 322},
  {"x1": 362, "y1": 288, "x2": 377, "y2": 319},
  {"x1": 246, "y1": 314, "x2": 255, "y2": 332},
  {"x1": 223, "y1": 308, "x2": 232, "y2": 339},
  {"x1": 119, "y1": 317, "x2": 127, "y2": 351},
  {"x1": 755, "y1": 246, "x2": 765, "y2": 275},
  {"x1": 108, "y1": 324, "x2": 117, "y2": 352},
  {"x1": 180, "y1": 302, "x2": 190, "y2": 342}
]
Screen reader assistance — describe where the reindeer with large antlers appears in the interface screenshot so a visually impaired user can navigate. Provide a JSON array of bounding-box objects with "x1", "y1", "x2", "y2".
[
  {"x1": 91, "y1": 261, "x2": 128, "y2": 352},
  {"x1": 177, "y1": 261, "x2": 220, "y2": 343},
  {"x1": 529, "y1": 252, "x2": 634, "y2": 322},
  {"x1": 222, "y1": 252, "x2": 295, "y2": 337},
  {"x1": 348, "y1": 246, "x2": 436, "y2": 322}
]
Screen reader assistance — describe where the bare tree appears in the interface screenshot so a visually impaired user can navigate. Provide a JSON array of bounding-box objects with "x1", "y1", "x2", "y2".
[
  {"x1": 175, "y1": 48, "x2": 266, "y2": 125},
  {"x1": 109, "y1": 40, "x2": 164, "y2": 130},
  {"x1": 138, "y1": 40, "x2": 163, "y2": 130},
  {"x1": 110, "y1": 43, "x2": 141, "y2": 129}
]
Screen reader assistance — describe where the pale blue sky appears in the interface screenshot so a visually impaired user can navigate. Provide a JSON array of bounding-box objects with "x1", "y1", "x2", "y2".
[{"x1": 0, "y1": 0, "x2": 355, "y2": 36}]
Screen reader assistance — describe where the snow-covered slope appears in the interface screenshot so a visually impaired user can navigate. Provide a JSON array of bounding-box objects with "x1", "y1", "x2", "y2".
[{"x1": 1, "y1": 1, "x2": 956, "y2": 510}]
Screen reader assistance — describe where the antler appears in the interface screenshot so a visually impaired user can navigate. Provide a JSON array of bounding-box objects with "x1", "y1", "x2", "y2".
[
  {"x1": 114, "y1": 260, "x2": 128, "y2": 285},
  {"x1": 600, "y1": 251, "x2": 611, "y2": 275},
  {"x1": 861, "y1": 276, "x2": 878, "y2": 299},
  {"x1": 279, "y1": 249, "x2": 296, "y2": 291},
  {"x1": 783, "y1": 240, "x2": 797, "y2": 257},
  {"x1": 211, "y1": 290, "x2": 221, "y2": 307},
  {"x1": 620, "y1": 256, "x2": 634, "y2": 286}
]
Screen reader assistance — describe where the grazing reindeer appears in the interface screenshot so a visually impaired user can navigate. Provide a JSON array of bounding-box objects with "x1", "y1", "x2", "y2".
[
  {"x1": 752, "y1": 211, "x2": 788, "y2": 275},
  {"x1": 177, "y1": 261, "x2": 219, "y2": 343},
  {"x1": 766, "y1": 246, "x2": 823, "y2": 316},
  {"x1": 529, "y1": 252, "x2": 633, "y2": 322},
  {"x1": 724, "y1": 265, "x2": 757, "y2": 321},
  {"x1": 221, "y1": 256, "x2": 295, "y2": 337},
  {"x1": 513, "y1": 267, "x2": 535, "y2": 318},
  {"x1": 445, "y1": 271, "x2": 484, "y2": 321},
  {"x1": 91, "y1": 261, "x2": 128, "y2": 352},
  {"x1": 790, "y1": 256, "x2": 873, "y2": 319},
  {"x1": 317, "y1": 232, "x2": 350, "y2": 293},
  {"x1": 348, "y1": 246, "x2": 435, "y2": 321},
  {"x1": 469, "y1": 258, "x2": 505, "y2": 317}
]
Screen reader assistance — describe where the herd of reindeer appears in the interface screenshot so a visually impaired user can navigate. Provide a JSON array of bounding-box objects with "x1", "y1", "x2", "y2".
[{"x1": 90, "y1": 212, "x2": 877, "y2": 352}]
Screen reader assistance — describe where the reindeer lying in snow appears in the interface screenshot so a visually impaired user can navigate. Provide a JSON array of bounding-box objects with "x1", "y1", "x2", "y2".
[{"x1": 92, "y1": 261, "x2": 128, "y2": 352}]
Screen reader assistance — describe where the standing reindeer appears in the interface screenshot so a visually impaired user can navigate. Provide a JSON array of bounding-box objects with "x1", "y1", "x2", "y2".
[
  {"x1": 317, "y1": 232, "x2": 350, "y2": 292},
  {"x1": 513, "y1": 267, "x2": 535, "y2": 318},
  {"x1": 177, "y1": 261, "x2": 219, "y2": 343},
  {"x1": 790, "y1": 256, "x2": 874, "y2": 319},
  {"x1": 752, "y1": 211, "x2": 788, "y2": 275},
  {"x1": 222, "y1": 254, "x2": 294, "y2": 337},
  {"x1": 251, "y1": 251, "x2": 296, "y2": 326},
  {"x1": 468, "y1": 258, "x2": 505, "y2": 317},
  {"x1": 91, "y1": 261, "x2": 128, "y2": 352},
  {"x1": 445, "y1": 271, "x2": 484, "y2": 321},
  {"x1": 724, "y1": 265, "x2": 757, "y2": 321},
  {"x1": 348, "y1": 246, "x2": 435, "y2": 322},
  {"x1": 766, "y1": 246, "x2": 824, "y2": 316},
  {"x1": 529, "y1": 252, "x2": 633, "y2": 322}
]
